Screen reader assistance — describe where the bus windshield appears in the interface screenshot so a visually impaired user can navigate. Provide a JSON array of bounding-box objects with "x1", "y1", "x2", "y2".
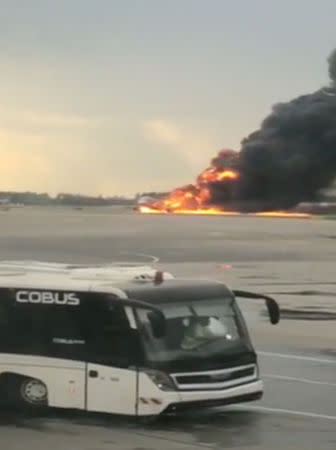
[{"x1": 136, "y1": 298, "x2": 247, "y2": 370}]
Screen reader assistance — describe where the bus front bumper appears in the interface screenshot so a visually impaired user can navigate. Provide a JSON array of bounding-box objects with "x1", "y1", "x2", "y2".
[{"x1": 162, "y1": 380, "x2": 263, "y2": 414}]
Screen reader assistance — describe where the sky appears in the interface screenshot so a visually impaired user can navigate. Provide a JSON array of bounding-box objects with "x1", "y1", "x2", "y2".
[{"x1": 0, "y1": 0, "x2": 335, "y2": 196}]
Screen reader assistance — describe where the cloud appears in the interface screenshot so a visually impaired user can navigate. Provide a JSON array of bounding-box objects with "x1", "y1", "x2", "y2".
[
  {"x1": 143, "y1": 119, "x2": 218, "y2": 171},
  {"x1": 0, "y1": 115, "x2": 219, "y2": 196},
  {"x1": 143, "y1": 120, "x2": 180, "y2": 144},
  {"x1": 0, "y1": 123, "x2": 184, "y2": 196},
  {"x1": 0, "y1": 108, "x2": 102, "y2": 130},
  {"x1": 0, "y1": 129, "x2": 52, "y2": 191},
  {"x1": 19, "y1": 111, "x2": 96, "y2": 128}
]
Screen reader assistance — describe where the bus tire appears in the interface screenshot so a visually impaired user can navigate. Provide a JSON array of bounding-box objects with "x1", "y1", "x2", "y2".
[
  {"x1": 0, "y1": 374, "x2": 48, "y2": 412},
  {"x1": 137, "y1": 415, "x2": 157, "y2": 425}
]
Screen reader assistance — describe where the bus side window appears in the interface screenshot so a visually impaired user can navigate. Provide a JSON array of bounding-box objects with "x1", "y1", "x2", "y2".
[
  {"x1": 3, "y1": 303, "x2": 47, "y2": 355},
  {"x1": 42, "y1": 306, "x2": 86, "y2": 359},
  {"x1": 0, "y1": 291, "x2": 11, "y2": 351},
  {"x1": 79, "y1": 301, "x2": 143, "y2": 367},
  {"x1": 0, "y1": 289, "x2": 85, "y2": 357}
]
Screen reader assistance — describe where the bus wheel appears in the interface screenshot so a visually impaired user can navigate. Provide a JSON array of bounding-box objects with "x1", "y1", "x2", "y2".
[
  {"x1": 20, "y1": 378, "x2": 48, "y2": 406},
  {"x1": 2, "y1": 375, "x2": 48, "y2": 411},
  {"x1": 137, "y1": 415, "x2": 157, "y2": 425}
]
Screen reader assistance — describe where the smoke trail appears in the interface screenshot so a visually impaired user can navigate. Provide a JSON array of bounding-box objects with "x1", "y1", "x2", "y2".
[
  {"x1": 144, "y1": 49, "x2": 336, "y2": 214},
  {"x1": 328, "y1": 48, "x2": 336, "y2": 85},
  {"x1": 211, "y1": 49, "x2": 336, "y2": 211}
]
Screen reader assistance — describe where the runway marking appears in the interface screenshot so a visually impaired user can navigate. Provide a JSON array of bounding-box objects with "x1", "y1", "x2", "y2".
[
  {"x1": 233, "y1": 405, "x2": 336, "y2": 421},
  {"x1": 258, "y1": 351, "x2": 336, "y2": 364},
  {"x1": 130, "y1": 252, "x2": 160, "y2": 264},
  {"x1": 264, "y1": 373, "x2": 336, "y2": 387},
  {"x1": 133, "y1": 431, "x2": 211, "y2": 448},
  {"x1": 119, "y1": 252, "x2": 160, "y2": 263}
]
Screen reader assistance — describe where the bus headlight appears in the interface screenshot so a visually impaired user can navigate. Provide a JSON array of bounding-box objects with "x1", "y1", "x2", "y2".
[{"x1": 144, "y1": 370, "x2": 177, "y2": 391}]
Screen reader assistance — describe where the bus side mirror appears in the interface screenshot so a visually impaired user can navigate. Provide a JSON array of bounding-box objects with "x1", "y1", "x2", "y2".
[
  {"x1": 264, "y1": 296, "x2": 280, "y2": 325},
  {"x1": 148, "y1": 311, "x2": 166, "y2": 338},
  {"x1": 232, "y1": 290, "x2": 280, "y2": 325}
]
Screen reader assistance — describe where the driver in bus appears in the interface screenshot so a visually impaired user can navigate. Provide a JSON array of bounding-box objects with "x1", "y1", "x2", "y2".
[{"x1": 180, "y1": 316, "x2": 231, "y2": 350}]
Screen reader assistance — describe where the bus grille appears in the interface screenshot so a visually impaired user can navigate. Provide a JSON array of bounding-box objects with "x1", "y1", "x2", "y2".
[{"x1": 171, "y1": 364, "x2": 257, "y2": 391}]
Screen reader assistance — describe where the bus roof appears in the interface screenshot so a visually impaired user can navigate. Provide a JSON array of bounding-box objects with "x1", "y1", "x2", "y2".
[
  {"x1": 0, "y1": 260, "x2": 231, "y2": 301},
  {"x1": 120, "y1": 279, "x2": 233, "y2": 304}
]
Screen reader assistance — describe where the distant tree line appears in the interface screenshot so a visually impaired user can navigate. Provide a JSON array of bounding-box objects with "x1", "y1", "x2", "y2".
[
  {"x1": 0, "y1": 191, "x2": 169, "y2": 206},
  {"x1": 55, "y1": 193, "x2": 134, "y2": 206},
  {"x1": 0, "y1": 191, "x2": 136, "y2": 206}
]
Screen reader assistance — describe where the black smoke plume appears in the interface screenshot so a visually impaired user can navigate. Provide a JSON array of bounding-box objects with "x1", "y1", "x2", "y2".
[{"x1": 209, "y1": 49, "x2": 336, "y2": 211}]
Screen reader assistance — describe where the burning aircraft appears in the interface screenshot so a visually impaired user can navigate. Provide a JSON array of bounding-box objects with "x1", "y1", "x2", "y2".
[{"x1": 140, "y1": 49, "x2": 336, "y2": 217}]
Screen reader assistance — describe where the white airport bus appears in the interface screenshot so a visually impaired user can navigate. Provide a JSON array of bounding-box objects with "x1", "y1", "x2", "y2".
[{"x1": 0, "y1": 261, "x2": 280, "y2": 416}]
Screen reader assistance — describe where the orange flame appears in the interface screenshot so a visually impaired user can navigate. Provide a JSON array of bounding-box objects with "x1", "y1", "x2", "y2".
[
  {"x1": 199, "y1": 169, "x2": 239, "y2": 183},
  {"x1": 253, "y1": 211, "x2": 311, "y2": 218},
  {"x1": 139, "y1": 206, "x2": 311, "y2": 218},
  {"x1": 138, "y1": 149, "x2": 312, "y2": 219},
  {"x1": 142, "y1": 166, "x2": 240, "y2": 214}
]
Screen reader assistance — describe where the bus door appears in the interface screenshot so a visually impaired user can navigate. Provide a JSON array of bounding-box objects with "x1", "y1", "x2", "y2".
[{"x1": 84, "y1": 302, "x2": 142, "y2": 415}]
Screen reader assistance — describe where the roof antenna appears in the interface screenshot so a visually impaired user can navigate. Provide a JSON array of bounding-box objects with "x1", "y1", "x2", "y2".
[{"x1": 154, "y1": 271, "x2": 164, "y2": 285}]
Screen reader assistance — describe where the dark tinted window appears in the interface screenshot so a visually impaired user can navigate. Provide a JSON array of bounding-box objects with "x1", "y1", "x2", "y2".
[
  {"x1": 0, "y1": 290, "x2": 13, "y2": 351},
  {"x1": 0, "y1": 289, "x2": 144, "y2": 367},
  {"x1": 0, "y1": 288, "x2": 84, "y2": 357},
  {"x1": 0, "y1": 291, "x2": 44, "y2": 354},
  {"x1": 79, "y1": 299, "x2": 144, "y2": 367},
  {"x1": 41, "y1": 305, "x2": 85, "y2": 359}
]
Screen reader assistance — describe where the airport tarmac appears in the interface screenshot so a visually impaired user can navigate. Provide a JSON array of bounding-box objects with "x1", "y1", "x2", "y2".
[{"x1": 1, "y1": 206, "x2": 336, "y2": 449}]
